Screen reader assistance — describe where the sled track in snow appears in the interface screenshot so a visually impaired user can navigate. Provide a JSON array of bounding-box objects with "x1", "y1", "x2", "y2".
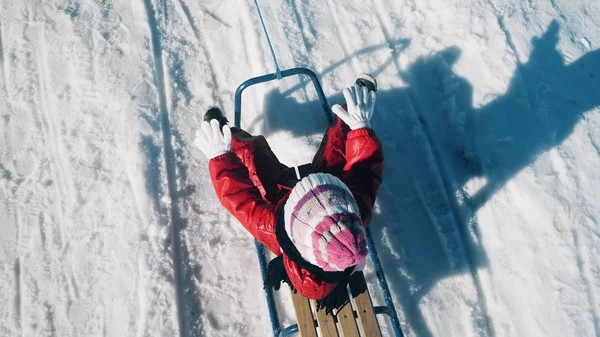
[
  {"x1": 369, "y1": 1, "x2": 496, "y2": 335},
  {"x1": 0, "y1": 17, "x2": 5, "y2": 90},
  {"x1": 573, "y1": 229, "x2": 600, "y2": 337},
  {"x1": 142, "y1": 1, "x2": 190, "y2": 337},
  {"x1": 288, "y1": 0, "x2": 315, "y2": 54},
  {"x1": 324, "y1": 0, "x2": 353, "y2": 69},
  {"x1": 176, "y1": 0, "x2": 223, "y2": 107},
  {"x1": 239, "y1": 0, "x2": 271, "y2": 79},
  {"x1": 483, "y1": 0, "x2": 521, "y2": 63},
  {"x1": 14, "y1": 257, "x2": 22, "y2": 335},
  {"x1": 549, "y1": 0, "x2": 568, "y2": 23}
]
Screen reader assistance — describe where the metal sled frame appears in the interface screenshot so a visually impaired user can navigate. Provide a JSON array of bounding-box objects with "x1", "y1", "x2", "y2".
[{"x1": 233, "y1": 67, "x2": 404, "y2": 337}]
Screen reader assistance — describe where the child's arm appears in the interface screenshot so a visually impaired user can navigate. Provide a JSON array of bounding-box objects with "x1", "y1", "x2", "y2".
[
  {"x1": 208, "y1": 152, "x2": 281, "y2": 254},
  {"x1": 332, "y1": 84, "x2": 383, "y2": 227},
  {"x1": 342, "y1": 128, "x2": 384, "y2": 228}
]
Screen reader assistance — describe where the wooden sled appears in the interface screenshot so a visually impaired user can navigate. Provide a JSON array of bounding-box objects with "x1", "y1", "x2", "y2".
[
  {"x1": 234, "y1": 68, "x2": 404, "y2": 337},
  {"x1": 285, "y1": 271, "x2": 387, "y2": 337}
]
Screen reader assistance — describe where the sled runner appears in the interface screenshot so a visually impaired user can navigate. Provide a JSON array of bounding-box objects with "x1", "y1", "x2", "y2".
[{"x1": 234, "y1": 67, "x2": 404, "y2": 337}]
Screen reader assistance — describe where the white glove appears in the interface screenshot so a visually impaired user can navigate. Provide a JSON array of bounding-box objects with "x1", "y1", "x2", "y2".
[
  {"x1": 331, "y1": 84, "x2": 376, "y2": 130},
  {"x1": 194, "y1": 119, "x2": 232, "y2": 159}
]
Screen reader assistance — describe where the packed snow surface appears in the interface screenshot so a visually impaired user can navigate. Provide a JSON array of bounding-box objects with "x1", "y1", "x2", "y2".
[{"x1": 0, "y1": 0, "x2": 599, "y2": 336}]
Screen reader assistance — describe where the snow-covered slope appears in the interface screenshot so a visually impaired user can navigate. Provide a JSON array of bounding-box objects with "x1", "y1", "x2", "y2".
[
  {"x1": 0, "y1": 1, "x2": 179, "y2": 336},
  {"x1": 1, "y1": 0, "x2": 598, "y2": 336}
]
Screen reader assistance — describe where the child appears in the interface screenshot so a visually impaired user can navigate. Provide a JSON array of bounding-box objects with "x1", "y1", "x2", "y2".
[{"x1": 194, "y1": 74, "x2": 383, "y2": 312}]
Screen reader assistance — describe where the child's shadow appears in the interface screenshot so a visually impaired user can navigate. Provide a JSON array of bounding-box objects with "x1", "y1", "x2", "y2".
[
  {"x1": 257, "y1": 21, "x2": 599, "y2": 337},
  {"x1": 407, "y1": 21, "x2": 600, "y2": 214}
]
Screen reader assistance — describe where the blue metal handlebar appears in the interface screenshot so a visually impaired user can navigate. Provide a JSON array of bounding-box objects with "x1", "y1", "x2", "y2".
[{"x1": 234, "y1": 67, "x2": 332, "y2": 128}]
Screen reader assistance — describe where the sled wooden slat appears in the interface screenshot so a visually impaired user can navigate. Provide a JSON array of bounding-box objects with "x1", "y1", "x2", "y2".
[
  {"x1": 349, "y1": 272, "x2": 382, "y2": 337},
  {"x1": 288, "y1": 272, "x2": 384, "y2": 337},
  {"x1": 290, "y1": 290, "x2": 318, "y2": 337},
  {"x1": 312, "y1": 301, "x2": 339, "y2": 337},
  {"x1": 335, "y1": 296, "x2": 360, "y2": 337}
]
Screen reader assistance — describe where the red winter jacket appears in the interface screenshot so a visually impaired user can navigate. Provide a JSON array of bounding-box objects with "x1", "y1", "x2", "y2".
[{"x1": 208, "y1": 121, "x2": 383, "y2": 299}]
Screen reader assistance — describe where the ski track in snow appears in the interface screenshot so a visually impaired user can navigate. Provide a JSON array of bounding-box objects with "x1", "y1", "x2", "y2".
[
  {"x1": 398, "y1": 47, "x2": 496, "y2": 337},
  {"x1": 141, "y1": 1, "x2": 192, "y2": 337},
  {"x1": 14, "y1": 257, "x2": 22, "y2": 335},
  {"x1": 484, "y1": 0, "x2": 522, "y2": 62},
  {"x1": 351, "y1": 1, "x2": 494, "y2": 334},
  {"x1": 176, "y1": 0, "x2": 223, "y2": 107},
  {"x1": 324, "y1": 0, "x2": 352, "y2": 68},
  {"x1": 238, "y1": 0, "x2": 271, "y2": 90},
  {"x1": 573, "y1": 229, "x2": 600, "y2": 337},
  {"x1": 549, "y1": 0, "x2": 569, "y2": 23},
  {"x1": 0, "y1": 16, "x2": 6, "y2": 95},
  {"x1": 288, "y1": 0, "x2": 315, "y2": 56}
]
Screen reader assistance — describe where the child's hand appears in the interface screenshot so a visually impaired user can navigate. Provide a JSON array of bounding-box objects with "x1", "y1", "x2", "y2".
[
  {"x1": 331, "y1": 84, "x2": 376, "y2": 130},
  {"x1": 194, "y1": 120, "x2": 232, "y2": 159}
]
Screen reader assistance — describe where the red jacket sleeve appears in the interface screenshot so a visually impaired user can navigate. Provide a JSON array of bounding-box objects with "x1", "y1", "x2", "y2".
[
  {"x1": 342, "y1": 128, "x2": 384, "y2": 227},
  {"x1": 208, "y1": 152, "x2": 282, "y2": 254}
]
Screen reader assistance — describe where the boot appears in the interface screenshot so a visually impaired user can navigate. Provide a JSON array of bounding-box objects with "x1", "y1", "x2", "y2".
[
  {"x1": 203, "y1": 107, "x2": 229, "y2": 130},
  {"x1": 355, "y1": 73, "x2": 378, "y2": 92}
]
